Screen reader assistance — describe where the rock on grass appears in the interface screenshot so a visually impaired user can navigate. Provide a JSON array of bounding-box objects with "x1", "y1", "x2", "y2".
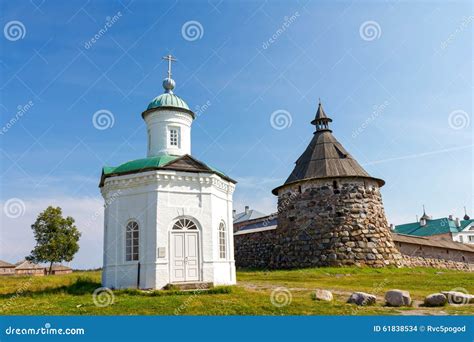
[
  {"x1": 424, "y1": 293, "x2": 447, "y2": 307},
  {"x1": 312, "y1": 289, "x2": 333, "y2": 301},
  {"x1": 347, "y1": 292, "x2": 376, "y2": 306},
  {"x1": 385, "y1": 289, "x2": 411, "y2": 307}
]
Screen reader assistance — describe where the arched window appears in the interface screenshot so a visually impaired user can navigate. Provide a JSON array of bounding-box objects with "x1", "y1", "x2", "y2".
[
  {"x1": 173, "y1": 218, "x2": 198, "y2": 230},
  {"x1": 219, "y1": 221, "x2": 226, "y2": 259},
  {"x1": 126, "y1": 221, "x2": 139, "y2": 261}
]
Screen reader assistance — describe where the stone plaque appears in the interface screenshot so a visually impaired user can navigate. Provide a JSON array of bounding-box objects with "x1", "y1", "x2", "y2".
[{"x1": 157, "y1": 247, "x2": 166, "y2": 258}]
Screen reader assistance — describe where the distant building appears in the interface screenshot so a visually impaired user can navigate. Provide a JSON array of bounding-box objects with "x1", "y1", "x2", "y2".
[
  {"x1": 0, "y1": 260, "x2": 16, "y2": 276},
  {"x1": 1, "y1": 261, "x2": 73, "y2": 276},
  {"x1": 50, "y1": 264, "x2": 73, "y2": 275},
  {"x1": 233, "y1": 206, "x2": 267, "y2": 223},
  {"x1": 14, "y1": 260, "x2": 45, "y2": 276},
  {"x1": 233, "y1": 206, "x2": 268, "y2": 232},
  {"x1": 394, "y1": 209, "x2": 474, "y2": 245},
  {"x1": 392, "y1": 234, "x2": 474, "y2": 263}
]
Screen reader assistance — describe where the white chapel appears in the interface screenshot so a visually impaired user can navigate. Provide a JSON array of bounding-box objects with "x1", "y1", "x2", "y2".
[{"x1": 100, "y1": 55, "x2": 236, "y2": 289}]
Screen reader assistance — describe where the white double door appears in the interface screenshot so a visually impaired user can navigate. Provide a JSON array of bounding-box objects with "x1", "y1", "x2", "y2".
[{"x1": 171, "y1": 232, "x2": 200, "y2": 282}]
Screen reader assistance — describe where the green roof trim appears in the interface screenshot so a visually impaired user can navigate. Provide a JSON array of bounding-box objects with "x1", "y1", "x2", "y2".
[
  {"x1": 147, "y1": 93, "x2": 190, "y2": 111},
  {"x1": 100, "y1": 154, "x2": 234, "y2": 187},
  {"x1": 394, "y1": 218, "x2": 474, "y2": 237}
]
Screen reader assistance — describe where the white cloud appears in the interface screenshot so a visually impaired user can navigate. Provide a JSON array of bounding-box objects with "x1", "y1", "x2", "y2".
[{"x1": 233, "y1": 193, "x2": 277, "y2": 215}]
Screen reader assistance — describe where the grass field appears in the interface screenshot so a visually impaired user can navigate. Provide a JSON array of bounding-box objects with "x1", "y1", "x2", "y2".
[{"x1": 0, "y1": 267, "x2": 473, "y2": 315}]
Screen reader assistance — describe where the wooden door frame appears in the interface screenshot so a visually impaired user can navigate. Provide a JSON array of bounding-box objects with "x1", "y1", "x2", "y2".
[{"x1": 169, "y1": 219, "x2": 202, "y2": 283}]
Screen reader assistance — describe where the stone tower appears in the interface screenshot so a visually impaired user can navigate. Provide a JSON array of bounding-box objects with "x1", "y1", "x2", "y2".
[{"x1": 271, "y1": 102, "x2": 402, "y2": 268}]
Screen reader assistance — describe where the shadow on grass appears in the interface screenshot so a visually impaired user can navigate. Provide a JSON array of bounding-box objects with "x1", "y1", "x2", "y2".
[
  {"x1": 115, "y1": 286, "x2": 233, "y2": 297},
  {"x1": 0, "y1": 276, "x2": 234, "y2": 300},
  {"x1": 0, "y1": 277, "x2": 101, "y2": 299}
]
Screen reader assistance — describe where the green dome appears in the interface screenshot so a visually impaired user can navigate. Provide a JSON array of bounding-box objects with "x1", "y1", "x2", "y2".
[{"x1": 147, "y1": 93, "x2": 190, "y2": 111}]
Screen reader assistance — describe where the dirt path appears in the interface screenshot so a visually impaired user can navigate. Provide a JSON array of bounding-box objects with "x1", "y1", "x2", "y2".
[{"x1": 236, "y1": 281, "x2": 447, "y2": 315}]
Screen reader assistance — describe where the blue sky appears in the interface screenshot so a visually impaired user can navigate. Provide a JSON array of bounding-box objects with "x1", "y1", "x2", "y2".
[{"x1": 1, "y1": 0, "x2": 472, "y2": 268}]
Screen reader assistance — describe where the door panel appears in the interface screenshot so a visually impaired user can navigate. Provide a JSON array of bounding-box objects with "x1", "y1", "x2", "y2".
[
  {"x1": 171, "y1": 231, "x2": 200, "y2": 282},
  {"x1": 172, "y1": 233, "x2": 185, "y2": 282},
  {"x1": 185, "y1": 233, "x2": 199, "y2": 281}
]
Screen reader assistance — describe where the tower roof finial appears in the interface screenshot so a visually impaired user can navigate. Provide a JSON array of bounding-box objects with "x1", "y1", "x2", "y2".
[
  {"x1": 162, "y1": 54, "x2": 177, "y2": 93},
  {"x1": 311, "y1": 99, "x2": 332, "y2": 132},
  {"x1": 464, "y1": 206, "x2": 470, "y2": 220},
  {"x1": 421, "y1": 204, "x2": 430, "y2": 220}
]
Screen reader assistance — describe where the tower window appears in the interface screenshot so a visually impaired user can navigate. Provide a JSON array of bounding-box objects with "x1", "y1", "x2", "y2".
[
  {"x1": 169, "y1": 127, "x2": 180, "y2": 147},
  {"x1": 334, "y1": 145, "x2": 347, "y2": 158}
]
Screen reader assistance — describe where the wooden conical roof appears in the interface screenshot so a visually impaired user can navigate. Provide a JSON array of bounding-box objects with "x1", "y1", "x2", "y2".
[{"x1": 272, "y1": 103, "x2": 384, "y2": 195}]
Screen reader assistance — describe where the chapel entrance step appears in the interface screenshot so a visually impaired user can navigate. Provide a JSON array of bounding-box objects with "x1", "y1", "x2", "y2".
[{"x1": 166, "y1": 282, "x2": 213, "y2": 291}]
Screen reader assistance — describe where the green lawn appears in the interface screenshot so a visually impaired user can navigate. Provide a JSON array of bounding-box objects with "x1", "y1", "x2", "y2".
[{"x1": 0, "y1": 267, "x2": 473, "y2": 315}]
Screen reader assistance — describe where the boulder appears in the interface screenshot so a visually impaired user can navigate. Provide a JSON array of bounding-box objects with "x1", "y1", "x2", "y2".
[
  {"x1": 313, "y1": 289, "x2": 333, "y2": 301},
  {"x1": 385, "y1": 289, "x2": 411, "y2": 307},
  {"x1": 347, "y1": 292, "x2": 376, "y2": 306},
  {"x1": 424, "y1": 293, "x2": 447, "y2": 307},
  {"x1": 442, "y1": 291, "x2": 474, "y2": 305}
]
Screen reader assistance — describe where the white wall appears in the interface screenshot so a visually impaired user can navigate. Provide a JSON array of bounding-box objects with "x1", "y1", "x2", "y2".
[
  {"x1": 144, "y1": 109, "x2": 193, "y2": 157},
  {"x1": 452, "y1": 223, "x2": 474, "y2": 244},
  {"x1": 101, "y1": 169, "x2": 236, "y2": 289}
]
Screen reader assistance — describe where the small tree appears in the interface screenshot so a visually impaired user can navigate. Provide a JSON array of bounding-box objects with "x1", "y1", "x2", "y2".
[{"x1": 27, "y1": 206, "x2": 81, "y2": 274}]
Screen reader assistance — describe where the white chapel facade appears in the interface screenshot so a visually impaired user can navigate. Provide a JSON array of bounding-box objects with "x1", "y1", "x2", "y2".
[{"x1": 100, "y1": 55, "x2": 236, "y2": 289}]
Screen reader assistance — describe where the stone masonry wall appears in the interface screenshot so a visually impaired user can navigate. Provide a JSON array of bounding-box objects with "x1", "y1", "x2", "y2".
[
  {"x1": 234, "y1": 231, "x2": 474, "y2": 271},
  {"x1": 270, "y1": 178, "x2": 402, "y2": 268},
  {"x1": 234, "y1": 229, "x2": 276, "y2": 269},
  {"x1": 401, "y1": 255, "x2": 473, "y2": 271},
  {"x1": 395, "y1": 241, "x2": 474, "y2": 263}
]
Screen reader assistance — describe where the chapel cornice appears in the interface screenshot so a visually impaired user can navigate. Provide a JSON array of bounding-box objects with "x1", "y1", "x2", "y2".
[{"x1": 102, "y1": 170, "x2": 235, "y2": 195}]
